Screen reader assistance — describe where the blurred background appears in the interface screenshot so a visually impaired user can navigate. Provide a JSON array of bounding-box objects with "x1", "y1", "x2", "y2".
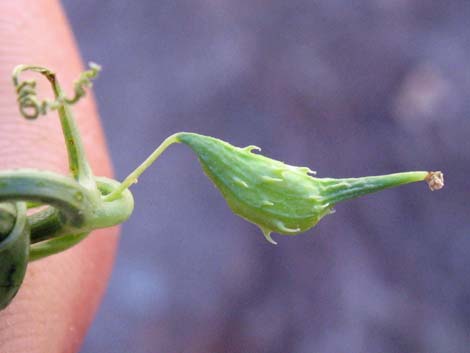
[{"x1": 60, "y1": 1, "x2": 470, "y2": 352}]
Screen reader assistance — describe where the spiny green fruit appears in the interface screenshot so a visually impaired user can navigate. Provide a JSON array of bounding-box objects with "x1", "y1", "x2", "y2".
[{"x1": 177, "y1": 133, "x2": 444, "y2": 244}]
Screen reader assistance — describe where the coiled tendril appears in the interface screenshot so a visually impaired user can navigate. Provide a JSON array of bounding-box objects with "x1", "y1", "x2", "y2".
[{"x1": 12, "y1": 63, "x2": 101, "y2": 120}]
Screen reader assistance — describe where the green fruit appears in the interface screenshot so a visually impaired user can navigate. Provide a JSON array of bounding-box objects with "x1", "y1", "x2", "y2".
[{"x1": 177, "y1": 133, "x2": 443, "y2": 244}]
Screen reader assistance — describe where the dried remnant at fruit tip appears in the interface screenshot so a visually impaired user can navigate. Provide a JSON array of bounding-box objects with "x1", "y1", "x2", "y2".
[{"x1": 425, "y1": 171, "x2": 444, "y2": 191}]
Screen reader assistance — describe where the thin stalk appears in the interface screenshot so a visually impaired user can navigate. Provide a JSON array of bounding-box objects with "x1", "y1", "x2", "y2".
[{"x1": 104, "y1": 133, "x2": 181, "y2": 201}]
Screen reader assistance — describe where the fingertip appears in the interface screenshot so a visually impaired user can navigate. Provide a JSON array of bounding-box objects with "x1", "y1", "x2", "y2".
[{"x1": 0, "y1": 1, "x2": 118, "y2": 352}]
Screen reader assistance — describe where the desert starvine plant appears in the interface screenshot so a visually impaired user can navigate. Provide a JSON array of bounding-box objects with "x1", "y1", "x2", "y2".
[{"x1": 0, "y1": 64, "x2": 444, "y2": 309}]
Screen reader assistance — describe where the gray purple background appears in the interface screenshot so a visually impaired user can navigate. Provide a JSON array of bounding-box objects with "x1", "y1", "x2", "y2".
[{"x1": 61, "y1": 1, "x2": 469, "y2": 352}]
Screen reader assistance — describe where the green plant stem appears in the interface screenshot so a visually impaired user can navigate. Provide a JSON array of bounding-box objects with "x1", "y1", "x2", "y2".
[
  {"x1": 54, "y1": 84, "x2": 97, "y2": 192},
  {"x1": 104, "y1": 133, "x2": 182, "y2": 201},
  {"x1": 0, "y1": 203, "x2": 16, "y2": 240},
  {"x1": 29, "y1": 232, "x2": 88, "y2": 261},
  {"x1": 0, "y1": 169, "x2": 94, "y2": 239}
]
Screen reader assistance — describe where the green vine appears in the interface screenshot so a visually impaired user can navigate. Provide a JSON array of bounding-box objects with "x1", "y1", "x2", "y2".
[{"x1": 0, "y1": 63, "x2": 444, "y2": 310}]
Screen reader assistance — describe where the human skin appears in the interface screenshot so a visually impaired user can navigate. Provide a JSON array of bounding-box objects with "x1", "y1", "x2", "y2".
[{"x1": 0, "y1": 1, "x2": 118, "y2": 352}]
